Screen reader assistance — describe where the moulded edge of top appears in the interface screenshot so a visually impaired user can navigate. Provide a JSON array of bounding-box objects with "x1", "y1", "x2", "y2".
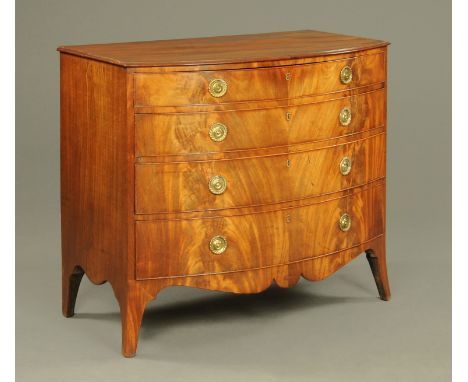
[{"x1": 57, "y1": 30, "x2": 390, "y2": 69}]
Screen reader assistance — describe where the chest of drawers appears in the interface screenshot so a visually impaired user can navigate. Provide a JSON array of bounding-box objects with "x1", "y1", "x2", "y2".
[{"x1": 58, "y1": 30, "x2": 390, "y2": 357}]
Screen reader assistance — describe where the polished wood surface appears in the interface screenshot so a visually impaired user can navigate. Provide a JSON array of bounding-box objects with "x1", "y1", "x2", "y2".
[
  {"x1": 60, "y1": 54, "x2": 138, "y2": 356},
  {"x1": 60, "y1": 54, "x2": 131, "y2": 298},
  {"x1": 136, "y1": 89, "x2": 385, "y2": 158},
  {"x1": 57, "y1": 30, "x2": 388, "y2": 68},
  {"x1": 134, "y1": 52, "x2": 385, "y2": 107},
  {"x1": 366, "y1": 247, "x2": 391, "y2": 301},
  {"x1": 59, "y1": 31, "x2": 390, "y2": 357},
  {"x1": 136, "y1": 181, "x2": 384, "y2": 279},
  {"x1": 135, "y1": 133, "x2": 385, "y2": 213},
  {"x1": 145, "y1": 235, "x2": 388, "y2": 293}
]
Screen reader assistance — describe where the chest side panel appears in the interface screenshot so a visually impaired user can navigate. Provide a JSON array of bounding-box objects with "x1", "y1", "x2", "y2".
[{"x1": 60, "y1": 54, "x2": 132, "y2": 287}]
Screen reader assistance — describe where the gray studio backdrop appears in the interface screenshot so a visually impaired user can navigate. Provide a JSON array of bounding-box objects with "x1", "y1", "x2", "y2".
[{"x1": 16, "y1": 1, "x2": 451, "y2": 381}]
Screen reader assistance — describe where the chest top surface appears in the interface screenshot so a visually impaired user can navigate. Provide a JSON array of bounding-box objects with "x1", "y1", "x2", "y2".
[{"x1": 57, "y1": 30, "x2": 388, "y2": 68}]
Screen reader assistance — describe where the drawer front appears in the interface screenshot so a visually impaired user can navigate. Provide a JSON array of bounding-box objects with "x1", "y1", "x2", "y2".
[
  {"x1": 135, "y1": 182, "x2": 385, "y2": 279},
  {"x1": 136, "y1": 89, "x2": 385, "y2": 158},
  {"x1": 135, "y1": 133, "x2": 385, "y2": 214},
  {"x1": 134, "y1": 53, "x2": 385, "y2": 107}
]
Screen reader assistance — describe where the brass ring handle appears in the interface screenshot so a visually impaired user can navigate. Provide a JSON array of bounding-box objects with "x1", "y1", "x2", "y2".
[
  {"x1": 209, "y1": 123, "x2": 228, "y2": 142},
  {"x1": 340, "y1": 66, "x2": 353, "y2": 84},
  {"x1": 209, "y1": 235, "x2": 228, "y2": 254},
  {"x1": 339, "y1": 213, "x2": 352, "y2": 232},
  {"x1": 339, "y1": 107, "x2": 352, "y2": 126},
  {"x1": 339, "y1": 157, "x2": 352, "y2": 176},
  {"x1": 208, "y1": 79, "x2": 228, "y2": 97},
  {"x1": 208, "y1": 175, "x2": 227, "y2": 195}
]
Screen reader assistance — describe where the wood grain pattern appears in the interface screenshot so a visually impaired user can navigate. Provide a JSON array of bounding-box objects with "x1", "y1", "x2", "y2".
[
  {"x1": 136, "y1": 88, "x2": 385, "y2": 158},
  {"x1": 59, "y1": 32, "x2": 390, "y2": 357},
  {"x1": 135, "y1": 181, "x2": 384, "y2": 279},
  {"x1": 134, "y1": 53, "x2": 385, "y2": 107},
  {"x1": 60, "y1": 53, "x2": 138, "y2": 356},
  {"x1": 135, "y1": 133, "x2": 385, "y2": 214},
  {"x1": 134, "y1": 83, "x2": 385, "y2": 120},
  {"x1": 57, "y1": 30, "x2": 388, "y2": 68},
  {"x1": 113, "y1": 234, "x2": 390, "y2": 356},
  {"x1": 130, "y1": 49, "x2": 387, "y2": 74},
  {"x1": 60, "y1": 54, "x2": 130, "y2": 293},
  {"x1": 138, "y1": 235, "x2": 387, "y2": 293}
]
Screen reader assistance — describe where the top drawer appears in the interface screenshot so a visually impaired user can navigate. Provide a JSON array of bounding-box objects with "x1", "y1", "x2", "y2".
[{"x1": 134, "y1": 53, "x2": 385, "y2": 107}]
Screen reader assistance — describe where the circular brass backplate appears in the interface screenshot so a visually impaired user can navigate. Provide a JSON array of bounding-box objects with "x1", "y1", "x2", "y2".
[
  {"x1": 208, "y1": 79, "x2": 228, "y2": 97},
  {"x1": 339, "y1": 157, "x2": 352, "y2": 176},
  {"x1": 339, "y1": 107, "x2": 352, "y2": 126},
  {"x1": 340, "y1": 66, "x2": 353, "y2": 84},
  {"x1": 209, "y1": 235, "x2": 228, "y2": 255},
  {"x1": 339, "y1": 213, "x2": 352, "y2": 232},
  {"x1": 208, "y1": 175, "x2": 227, "y2": 195},
  {"x1": 209, "y1": 122, "x2": 228, "y2": 142}
]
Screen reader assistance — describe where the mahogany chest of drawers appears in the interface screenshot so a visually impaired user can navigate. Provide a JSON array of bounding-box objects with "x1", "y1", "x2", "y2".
[{"x1": 58, "y1": 30, "x2": 391, "y2": 357}]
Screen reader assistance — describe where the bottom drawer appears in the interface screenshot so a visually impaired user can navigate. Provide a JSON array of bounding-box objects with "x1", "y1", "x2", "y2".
[{"x1": 135, "y1": 182, "x2": 385, "y2": 279}]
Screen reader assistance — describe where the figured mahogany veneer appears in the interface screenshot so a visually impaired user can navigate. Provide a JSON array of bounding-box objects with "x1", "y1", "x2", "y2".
[
  {"x1": 58, "y1": 30, "x2": 391, "y2": 358},
  {"x1": 135, "y1": 88, "x2": 386, "y2": 158},
  {"x1": 134, "y1": 52, "x2": 385, "y2": 107},
  {"x1": 135, "y1": 133, "x2": 385, "y2": 213},
  {"x1": 136, "y1": 181, "x2": 385, "y2": 279}
]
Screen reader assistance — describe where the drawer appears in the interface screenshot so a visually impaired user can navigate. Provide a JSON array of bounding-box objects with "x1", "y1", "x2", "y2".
[
  {"x1": 134, "y1": 53, "x2": 385, "y2": 107},
  {"x1": 136, "y1": 89, "x2": 385, "y2": 158},
  {"x1": 135, "y1": 182, "x2": 385, "y2": 279},
  {"x1": 135, "y1": 133, "x2": 385, "y2": 214}
]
